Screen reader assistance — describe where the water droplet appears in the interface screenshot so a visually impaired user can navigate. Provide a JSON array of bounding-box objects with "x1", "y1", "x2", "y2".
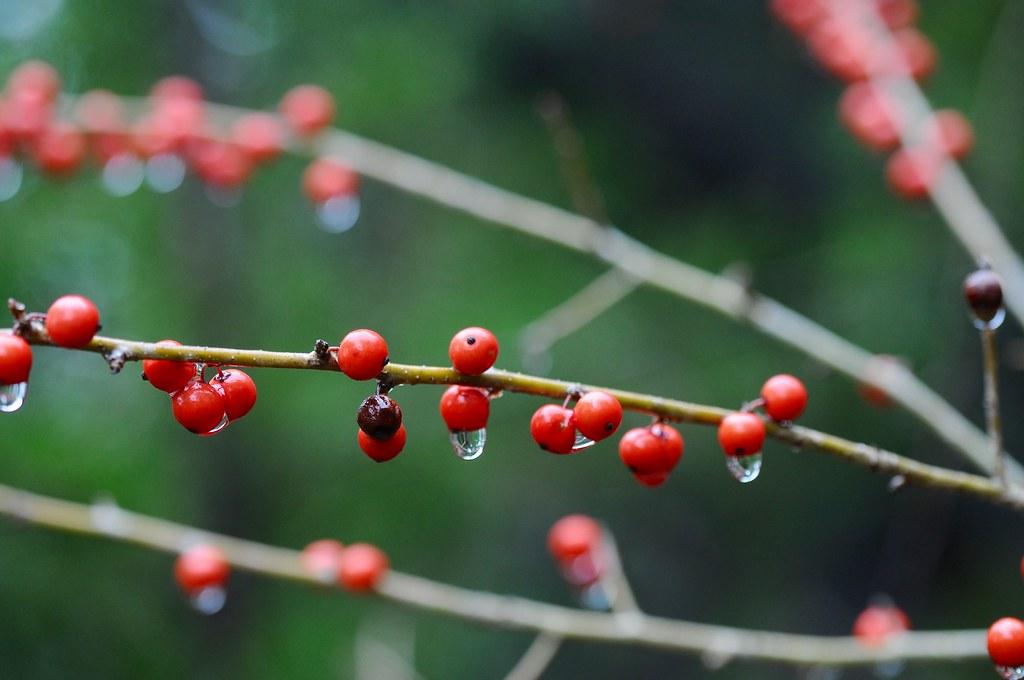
[
  {"x1": 0, "y1": 382, "x2": 27, "y2": 413},
  {"x1": 874, "y1": 660, "x2": 904, "y2": 678},
  {"x1": 316, "y1": 194, "x2": 360, "y2": 233},
  {"x1": 101, "y1": 153, "x2": 145, "y2": 196},
  {"x1": 578, "y1": 582, "x2": 611, "y2": 611},
  {"x1": 449, "y1": 428, "x2": 486, "y2": 460},
  {"x1": 572, "y1": 432, "x2": 595, "y2": 451},
  {"x1": 189, "y1": 585, "x2": 227, "y2": 615},
  {"x1": 996, "y1": 667, "x2": 1024, "y2": 680},
  {"x1": 205, "y1": 184, "x2": 242, "y2": 207},
  {"x1": 146, "y1": 153, "x2": 186, "y2": 193},
  {"x1": 725, "y1": 452, "x2": 762, "y2": 483},
  {"x1": 0, "y1": 157, "x2": 23, "y2": 201},
  {"x1": 199, "y1": 412, "x2": 230, "y2": 437},
  {"x1": 975, "y1": 307, "x2": 1006, "y2": 331},
  {"x1": 887, "y1": 475, "x2": 906, "y2": 493}
]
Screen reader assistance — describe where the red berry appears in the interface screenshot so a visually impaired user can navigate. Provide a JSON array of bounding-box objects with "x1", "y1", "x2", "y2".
[
  {"x1": 853, "y1": 604, "x2": 910, "y2": 647},
  {"x1": 760, "y1": 374, "x2": 808, "y2": 421},
  {"x1": 924, "y1": 110, "x2": 974, "y2": 160},
  {"x1": 279, "y1": 84, "x2": 335, "y2": 137},
  {"x1": 300, "y1": 539, "x2": 345, "y2": 579},
  {"x1": 151, "y1": 76, "x2": 204, "y2": 103},
  {"x1": 885, "y1": 147, "x2": 941, "y2": 200},
  {"x1": 7, "y1": 61, "x2": 61, "y2": 104},
  {"x1": 0, "y1": 91, "x2": 53, "y2": 142},
  {"x1": 142, "y1": 340, "x2": 197, "y2": 393},
  {"x1": 573, "y1": 391, "x2": 623, "y2": 441},
  {"x1": 74, "y1": 89, "x2": 129, "y2": 162},
  {"x1": 439, "y1": 385, "x2": 490, "y2": 431},
  {"x1": 547, "y1": 514, "x2": 602, "y2": 562},
  {"x1": 634, "y1": 471, "x2": 670, "y2": 487},
  {"x1": 302, "y1": 158, "x2": 359, "y2": 204},
  {"x1": 769, "y1": 0, "x2": 825, "y2": 36},
  {"x1": 651, "y1": 422, "x2": 684, "y2": 466},
  {"x1": 230, "y1": 112, "x2": 283, "y2": 164},
  {"x1": 190, "y1": 140, "x2": 252, "y2": 189},
  {"x1": 0, "y1": 334, "x2": 32, "y2": 385},
  {"x1": 807, "y1": 17, "x2": 873, "y2": 82},
  {"x1": 44, "y1": 294, "x2": 100, "y2": 348},
  {"x1": 890, "y1": 28, "x2": 936, "y2": 81},
  {"x1": 358, "y1": 424, "x2": 406, "y2": 462},
  {"x1": 337, "y1": 329, "x2": 388, "y2": 381},
  {"x1": 33, "y1": 122, "x2": 86, "y2": 175},
  {"x1": 838, "y1": 82, "x2": 901, "y2": 151},
  {"x1": 876, "y1": 0, "x2": 918, "y2": 29},
  {"x1": 449, "y1": 327, "x2": 499, "y2": 375},
  {"x1": 337, "y1": 543, "x2": 389, "y2": 591},
  {"x1": 989, "y1": 618, "x2": 1024, "y2": 667},
  {"x1": 530, "y1": 404, "x2": 576, "y2": 454},
  {"x1": 210, "y1": 370, "x2": 257, "y2": 421},
  {"x1": 175, "y1": 544, "x2": 230, "y2": 594},
  {"x1": 171, "y1": 382, "x2": 227, "y2": 434},
  {"x1": 618, "y1": 424, "x2": 683, "y2": 482},
  {"x1": 718, "y1": 413, "x2": 766, "y2": 457}
]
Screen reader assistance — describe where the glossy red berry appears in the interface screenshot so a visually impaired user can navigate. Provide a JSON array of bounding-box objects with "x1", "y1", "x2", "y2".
[
  {"x1": 439, "y1": 385, "x2": 490, "y2": 431},
  {"x1": 302, "y1": 158, "x2": 359, "y2": 204},
  {"x1": 886, "y1": 147, "x2": 940, "y2": 200},
  {"x1": 618, "y1": 424, "x2": 683, "y2": 483},
  {"x1": 230, "y1": 112, "x2": 283, "y2": 164},
  {"x1": 33, "y1": 122, "x2": 86, "y2": 175},
  {"x1": 573, "y1": 391, "x2": 623, "y2": 441},
  {"x1": 300, "y1": 539, "x2": 345, "y2": 580},
  {"x1": 358, "y1": 424, "x2": 407, "y2": 462},
  {"x1": 357, "y1": 394, "x2": 403, "y2": 440},
  {"x1": 44, "y1": 294, "x2": 100, "y2": 348},
  {"x1": 530, "y1": 404, "x2": 576, "y2": 454},
  {"x1": 634, "y1": 471, "x2": 670, "y2": 487},
  {"x1": 210, "y1": 370, "x2": 257, "y2": 421},
  {"x1": 338, "y1": 329, "x2": 389, "y2": 381},
  {"x1": 279, "y1": 84, "x2": 335, "y2": 137},
  {"x1": 760, "y1": 374, "x2": 808, "y2": 421},
  {"x1": 172, "y1": 382, "x2": 227, "y2": 434},
  {"x1": 142, "y1": 340, "x2": 197, "y2": 393},
  {"x1": 651, "y1": 422, "x2": 684, "y2": 467},
  {"x1": 337, "y1": 543, "x2": 389, "y2": 591},
  {"x1": 0, "y1": 334, "x2": 32, "y2": 385},
  {"x1": 449, "y1": 327, "x2": 499, "y2": 375},
  {"x1": 547, "y1": 514, "x2": 602, "y2": 562},
  {"x1": 718, "y1": 413, "x2": 766, "y2": 457},
  {"x1": 838, "y1": 83, "x2": 901, "y2": 151},
  {"x1": 988, "y1": 618, "x2": 1024, "y2": 667},
  {"x1": 853, "y1": 604, "x2": 910, "y2": 647},
  {"x1": 925, "y1": 110, "x2": 973, "y2": 160},
  {"x1": 175, "y1": 544, "x2": 230, "y2": 594}
]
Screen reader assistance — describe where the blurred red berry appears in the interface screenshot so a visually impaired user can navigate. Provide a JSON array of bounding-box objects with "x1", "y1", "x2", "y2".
[
  {"x1": 769, "y1": 0, "x2": 824, "y2": 36},
  {"x1": 338, "y1": 329, "x2": 388, "y2": 381},
  {"x1": 449, "y1": 326, "x2": 499, "y2": 375},
  {"x1": 853, "y1": 604, "x2": 910, "y2": 647},
  {"x1": 302, "y1": 158, "x2": 359, "y2": 204},
  {"x1": 338, "y1": 543, "x2": 389, "y2": 591},
  {"x1": 890, "y1": 28, "x2": 936, "y2": 80},
  {"x1": 45, "y1": 294, "x2": 100, "y2": 348},
  {"x1": 6, "y1": 60, "x2": 61, "y2": 103},
  {"x1": 530, "y1": 404, "x2": 576, "y2": 454},
  {"x1": 886, "y1": 147, "x2": 941, "y2": 200},
  {"x1": 838, "y1": 82, "x2": 901, "y2": 151},
  {"x1": 924, "y1": 110, "x2": 973, "y2": 160},
  {"x1": 0, "y1": 334, "x2": 32, "y2": 385},
  {"x1": 807, "y1": 17, "x2": 873, "y2": 82},
  {"x1": 280, "y1": 84, "x2": 335, "y2": 136},
  {"x1": 33, "y1": 122, "x2": 86, "y2": 175},
  {"x1": 150, "y1": 76, "x2": 204, "y2": 103},
  {"x1": 547, "y1": 514, "x2": 602, "y2": 562},
  {"x1": 875, "y1": 0, "x2": 918, "y2": 29},
  {"x1": 175, "y1": 544, "x2": 230, "y2": 594},
  {"x1": 191, "y1": 140, "x2": 252, "y2": 189},
  {"x1": 301, "y1": 539, "x2": 345, "y2": 579},
  {"x1": 231, "y1": 112, "x2": 283, "y2": 164}
]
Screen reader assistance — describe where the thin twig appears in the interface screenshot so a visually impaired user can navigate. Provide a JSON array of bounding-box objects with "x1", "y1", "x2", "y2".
[
  {"x1": 503, "y1": 633, "x2": 563, "y2": 680},
  {"x1": 59, "y1": 94, "x2": 1012, "y2": 481},
  {"x1": 0, "y1": 482, "x2": 988, "y2": 666},
  {"x1": 981, "y1": 326, "x2": 1005, "y2": 484},
  {"x1": 598, "y1": 527, "x2": 640, "y2": 614},
  {"x1": 11, "y1": 328, "x2": 1024, "y2": 511}
]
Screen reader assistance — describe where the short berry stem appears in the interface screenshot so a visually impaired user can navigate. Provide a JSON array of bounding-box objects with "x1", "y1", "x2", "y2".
[{"x1": 981, "y1": 326, "x2": 1006, "y2": 485}]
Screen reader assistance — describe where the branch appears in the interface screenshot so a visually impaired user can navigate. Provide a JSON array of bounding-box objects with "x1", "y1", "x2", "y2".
[
  {"x1": 981, "y1": 326, "x2": 1005, "y2": 484},
  {"x1": 60, "y1": 94, "x2": 1011, "y2": 482},
  {"x1": 13, "y1": 328, "x2": 1024, "y2": 512},
  {"x1": 0, "y1": 481, "x2": 988, "y2": 667}
]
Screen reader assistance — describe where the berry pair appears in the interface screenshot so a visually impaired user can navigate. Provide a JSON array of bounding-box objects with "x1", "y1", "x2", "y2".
[
  {"x1": 717, "y1": 374, "x2": 806, "y2": 482},
  {"x1": 618, "y1": 422, "x2": 684, "y2": 487},
  {"x1": 143, "y1": 341, "x2": 257, "y2": 435},
  {"x1": 547, "y1": 514, "x2": 604, "y2": 588},
  {"x1": 300, "y1": 539, "x2": 390, "y2": 591},
  {"x1": 356, "y1": 393, "x2": 407, "y2": 462},
  {"x1": 530, "y1": 391, "x2": 624, "y2": 454}
]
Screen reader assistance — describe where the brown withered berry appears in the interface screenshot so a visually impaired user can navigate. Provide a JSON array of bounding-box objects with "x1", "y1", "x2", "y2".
[
  {"x1": 963, "y1": 268, "x2": 1003, "y2": 324},
  {"x1": 357, "y1": 394, "x2": 403, "y2": 440}
]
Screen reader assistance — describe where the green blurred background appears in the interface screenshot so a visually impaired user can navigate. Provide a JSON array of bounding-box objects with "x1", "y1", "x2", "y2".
[{"x1": 1, "y1": 0, "x2": 1022, "y2": 677}]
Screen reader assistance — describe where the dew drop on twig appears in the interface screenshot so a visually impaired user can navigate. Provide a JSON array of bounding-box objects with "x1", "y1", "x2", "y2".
[
  {"x1": 449, "y1": 428, "x2": 486, "y2": 460},
  {"x1": 725, "y1": 452, "x2": 762, "y2": 483},
  {"x1": 0, "y1": 382, "x2": 28, "y2": 413}
]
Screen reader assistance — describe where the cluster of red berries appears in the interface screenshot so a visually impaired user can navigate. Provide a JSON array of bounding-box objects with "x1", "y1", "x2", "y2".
[
  {"x1": 142, "y1": 341, "x2": 257, "y2": 435},
  {"x1": 717, "y1": 374, "x2": 807, "y2": 481},
  {"x1": 547, "y1": 514, "x2": 606, "y2": 593},
  {"x1": 174, "y1": 539, "x2": 389, "y2": 612},
  {"x1": 0, "y1": 60, "x2": 358, "y2": 215},
  {"x1": 340, "y1": 326, "x2": 502, "y2": 462},
  {"x1": 771, "y1": 0, "x2": 974, "y2": 200},
  {"x1": 1, "y1": 294, "x2": 101, "y2": 408}
]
